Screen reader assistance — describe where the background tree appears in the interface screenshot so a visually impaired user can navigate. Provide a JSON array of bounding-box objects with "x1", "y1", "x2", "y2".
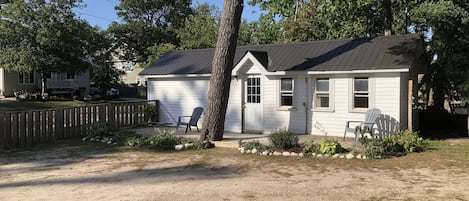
[
  {"x1": 412, "y1": 0, "x2": 469, "y2": 106},
  {"x1": 109, "y1": 0, "x2": 192, "y2": 65},
  {"x1": 200, "y1": 0, "x2": 243, "y2": 141},
  {"x1": 176, "y1": 3, "x2": 220, "y2": 50},
  {"x1": 0, "y1": 0, "x2": 97, "y2": 95}
]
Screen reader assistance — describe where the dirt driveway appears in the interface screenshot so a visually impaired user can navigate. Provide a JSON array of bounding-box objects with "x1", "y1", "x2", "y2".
[{"x1": 1, "y1": 139, "x2": 469, "y2": 201}]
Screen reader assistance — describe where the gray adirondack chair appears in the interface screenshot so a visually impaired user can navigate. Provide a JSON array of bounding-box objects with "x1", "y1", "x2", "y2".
[
  {"x1": 343, "y1": 108, "x2": 381, "y2": 142},
  {"x1": 176, "y1": 107, "x2": 204, "y2": 134},
  {"x1": 374, "y1": 114, "x2": 400, "y2": 140}
]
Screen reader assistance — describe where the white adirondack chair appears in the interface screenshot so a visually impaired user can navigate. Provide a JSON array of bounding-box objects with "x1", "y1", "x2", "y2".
[
  {"x1": 374, "y1": 114, "x2": 400, "y2": 140},
  {"x1": 176, "y1": 107, "x2": 204, "y2": 134},
  {"x1": 344, "y1": 108, "x2": 381, "y2": 142}
]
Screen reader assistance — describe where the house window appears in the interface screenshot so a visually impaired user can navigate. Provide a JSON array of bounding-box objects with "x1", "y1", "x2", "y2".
[
  {"x1": 126, "y1": 62, "x2": 134, "y2": 71},
  {"x1": 246, "y1": 77, "x2": 261, "y2": 103},
  {"x1": 66, "y1": 72, "x2": 75, "y2": 80},
  {"x1": 280, "y1": 78, "x2": 293, "y2": 106},
  {"x1": 353, "y1": 77, "x2": 369, "y2": 108},
  {"x1": 18, "y1": 72, "x2": 34, "y2": 84},
  {"x1": 315, "y1": 78, "x2": 329, "y2": 108}
]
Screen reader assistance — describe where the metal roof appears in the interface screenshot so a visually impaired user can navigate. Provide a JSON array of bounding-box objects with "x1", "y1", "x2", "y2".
[{"x1": 140, "y1": 34, "x2": 424, "y2": 76}]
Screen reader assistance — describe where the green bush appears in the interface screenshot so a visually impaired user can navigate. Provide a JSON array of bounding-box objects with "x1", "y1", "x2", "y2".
[
  {"x1": 86, "y1": 122, "x2": 116, "y2": 138},
  {"x1": 243, "y1": 140, "x2": 271, "y2": 152},
  {"x1": 149, "y1": 133, "x2": 182, "y2": 150},
  {"x1": 398, "y1": 130, "x2": 426, "y2": 153},
  {"x1": 302, "y1": 140, "x2": 319, "y2": 154},
  {"x1": 320, "y1": 138, "x2": 342, "y2": 155},
  {"x1": 361, "y1": 130, "x2": 427, "y2": 159},
  {"x1": 269, "y1": 129, "x2": 299, "y2": 151}
]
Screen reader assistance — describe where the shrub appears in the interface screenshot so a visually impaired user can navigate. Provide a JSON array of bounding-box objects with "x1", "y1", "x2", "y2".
[
  {"x1": 243, "y1": 140, "x2": 271, "y2": 152},
  {"x1": 149, "y1": 133, "x2": 182, "y2": 150},
  {"x1": 361, "y1": 130, "x2": 427, "y2": 158},
  {"x1": 320, "y1": 138, "x2": 342, "y2": 155},
  {"x1": 397, "y1": 130, "x2": 426, "y2": 153},
  {"x1": 269, "y1": 129, "x2": 299, "y2": 151},
  {"x1": 86, "y1": 122, "x2": 116, "y2": 138},
  {"x1": 302, "y1": 140, "x2": 319, "y2": 154},
  {"x1": 192, "y1": 140, "x2": 215, "y2": 149}
]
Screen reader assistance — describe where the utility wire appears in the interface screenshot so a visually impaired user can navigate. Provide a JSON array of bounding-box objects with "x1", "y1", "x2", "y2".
[{"x1": 75, "y1": 10, "x2": 115, "y2": 22}]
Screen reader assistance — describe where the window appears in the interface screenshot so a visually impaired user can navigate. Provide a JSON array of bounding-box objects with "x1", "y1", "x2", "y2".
[
  {"x1": 315, "y1": 78, "x2": 329, "y2": 108},
  {"x1": 246, "y1": 77, "x2": 261, "y2": 103},
  {"x1": 280, "y1": 78, "x2": 293, "y2": 106},
  {"x1": 18, "y1": 72, "x2": 34, "y2": 84},
  {"x1": 126, "y1": 62, "x2": 134, "y2": 71},
  {"x1": 353, "y1": 77, "x2": 369, "y2": 108}
]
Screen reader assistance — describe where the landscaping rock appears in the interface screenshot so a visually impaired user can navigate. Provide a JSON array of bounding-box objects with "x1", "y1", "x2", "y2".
[
  {"x1": 273, "y1": 151, "x2": 282, "y2": 156},
  {"x1": 107, "y1": 141, "x2": 112, "y2": 144},
  {"x1": 246, "y1": 149, "x2": 251, "y2": 154},
  {"x1": 346, "y1": 153, "x2": 354, "y2": 159},
  {"x1": 239, "y1": 147, "x2": 245, "y2": 153},
  {"x1": 174, "y1": 144, "x2": 184, "y2": 151},
  {"x1": 252, "y1": 148, "x2": 258, "y2": 154},
  {"x1": 90, "y1": 138, "x2": 95, "y2": 142},
  {"x1": 82, "y1": 137, "x2": 88, "y2": 141},
  {"x1": 316, "y1": 154, "x2": 323, "y2": 158},
  {"x1": 356, "y1": 154, "x2": 362, "y2": 159},
  {"x1": 298, "y1": 153, "x2": 304, "y2": 157},
  {"x1": 332, "y1": 154, "x2": 340, "y2": 158},
  {"x1": 339, "y1": 154, "x2": 345, "y2": 159},
  {"x1": 282, "y1": 151, "x2": 290, "y2": 156},
  {"x1": 184, "y1": 143, "x2": 194, "y2": 149},
  {"x1": 324, "y1": 154, "x2": 330, "y2": 158},
  {"x1": 112, "y1": 142, "x2": 118, "y2": 145},
  {"x1": 262, "y1": 150, "x2": 270, "y2": 156},
  {"x1": 290, "y1": 152, "x2": 299, "y2": 157},
  {"x1": 362, "y1": 155, "x2": 367, "y2": 159}
]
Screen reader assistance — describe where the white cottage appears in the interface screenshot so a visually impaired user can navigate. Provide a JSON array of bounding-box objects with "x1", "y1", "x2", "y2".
[{"x1": 140, "y1": 34, "x2": 426, "y2": 137}]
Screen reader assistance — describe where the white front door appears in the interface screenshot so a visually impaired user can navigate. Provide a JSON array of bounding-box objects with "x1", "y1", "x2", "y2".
[{"x1": 244, "y1": 75, "x2": 263, "y2": 132}]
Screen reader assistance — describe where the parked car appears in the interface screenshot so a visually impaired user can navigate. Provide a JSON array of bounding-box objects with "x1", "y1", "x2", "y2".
[{"x1": 106, "y1": 88, "x2": 120, "y2": 97}]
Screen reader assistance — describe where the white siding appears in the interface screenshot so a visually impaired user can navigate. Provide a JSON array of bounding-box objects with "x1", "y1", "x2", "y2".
[
  {"x1": 0, "y1": 68, "x2": 4, "y2": 97},
  {"x1": 311, "y1": 73, "x2": 403, "y2": 137},
  {"x1": 263, "y1": 75, "x2": 308, "y2": 134},
  {"x1": 147, "y1": 77, "x2": 242, "y2": 132}
]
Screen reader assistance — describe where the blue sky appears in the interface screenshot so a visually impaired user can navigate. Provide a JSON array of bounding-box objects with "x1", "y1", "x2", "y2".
[{"x1": 75, "y1": 0, "x2": 261, "y2": 29}]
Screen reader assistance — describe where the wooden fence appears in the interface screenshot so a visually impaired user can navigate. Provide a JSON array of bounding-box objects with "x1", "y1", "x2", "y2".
[{"x1": 0, "y1": 100, "x2": 159, "y2": 149}]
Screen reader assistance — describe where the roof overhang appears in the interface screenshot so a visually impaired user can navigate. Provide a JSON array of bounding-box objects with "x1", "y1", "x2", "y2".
[
  {"x1": 143, "y1": 74, "x2": 212, "y2": 79},
  {"x1": 307, "y1": 68, "x2": 409, "y2": 75}
]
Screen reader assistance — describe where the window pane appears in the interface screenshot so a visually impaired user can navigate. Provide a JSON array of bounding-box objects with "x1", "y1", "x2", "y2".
[
  {"x1": 247, "y1": 96, "x2": 252, "y2": 103},
  {"x1": 256, "y1": 95, "x2": 261, "y2": 103},
  {"x1": 281, "y1": 96, "x2": 292, "y2": 106},
  {"x1": 354, "y1": 78, "x2": 368, "y2": 92},
  {"x1": 354, "y1": 96, "x2": 368, "y2": 108},
  {"x1": 315, "y1": 96, "x2": 329, "y2": 108},
  {"x1": 281, "y1": 78, "x2": 292, "y2": 91},
  {"x1": 316, "y1": 79, "x2": 329, "y2": 92}
]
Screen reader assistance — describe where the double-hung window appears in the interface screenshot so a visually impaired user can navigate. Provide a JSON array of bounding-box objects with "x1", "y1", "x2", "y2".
[
  {"x1": 315, "y1": 78, "x2": 330, "y2": 108},
  {"x1": 353, "y1": 77, "x2": 369, "y2": 108},
  {"x1": 18, "y1": 72, "x2": 34, "y2": 85},
  {"x1": 280, "y1": 78, "x2": 293, "y2": 106}
]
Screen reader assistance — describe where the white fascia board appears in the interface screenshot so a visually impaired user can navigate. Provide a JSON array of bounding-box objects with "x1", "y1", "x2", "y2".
[
  {"x1": 143, "y1": 74, "x2": 212, "y2": 79},
  {"x1": 232, "y1": 52, "x2": 269, "y2": 76},
  {"x1": 307, "y1": 68, "x2": 409, "y2": 75}
]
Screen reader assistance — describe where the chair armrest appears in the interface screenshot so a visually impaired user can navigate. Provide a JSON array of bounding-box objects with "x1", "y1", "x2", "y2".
[
  {"x1": 178, "y1": 116, "x2": 192, "y2": 122},
  {"x1": 345, "y1": 120, "x2": 364, "y2": 127}
]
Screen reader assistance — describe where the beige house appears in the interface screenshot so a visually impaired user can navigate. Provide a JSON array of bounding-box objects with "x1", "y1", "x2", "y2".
[{"x1": 0, "y1": 68, "x2": 90, "y2": 98}]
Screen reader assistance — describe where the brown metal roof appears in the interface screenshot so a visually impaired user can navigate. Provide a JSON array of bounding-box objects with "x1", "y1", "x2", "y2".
[{"x1": 140, "y1": 34, "x2": 424, "y2": 75}]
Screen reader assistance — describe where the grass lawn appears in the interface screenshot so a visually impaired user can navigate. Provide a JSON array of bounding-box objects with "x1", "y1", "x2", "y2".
[{"x1": 0, "y1": 100, "x2": 114, "y2": 112}]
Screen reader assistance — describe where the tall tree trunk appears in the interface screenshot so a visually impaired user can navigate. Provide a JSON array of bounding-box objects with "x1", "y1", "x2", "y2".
[
  {"x1": 199, "y1": 0, "x2": 243, "y2": 141},
  {"x1": 383, "y1": 0, "x2": 392, "y2": 36}
]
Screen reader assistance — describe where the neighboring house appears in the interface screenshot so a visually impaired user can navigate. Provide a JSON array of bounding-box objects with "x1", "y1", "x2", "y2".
[
  {"x1": 110, "y1": 51, "x2": 145, "y2": 86},
  {"x1": 139, "y1": 34, "x2": 426, "y2": 137},
  {"x1": 0, "y1": 68, "x2": 90, "y2": 98}
]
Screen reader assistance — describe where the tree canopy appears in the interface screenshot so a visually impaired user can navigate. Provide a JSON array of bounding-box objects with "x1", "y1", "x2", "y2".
[{"x1": 0, "y1": 0, "x2": 96, "y2": 75}]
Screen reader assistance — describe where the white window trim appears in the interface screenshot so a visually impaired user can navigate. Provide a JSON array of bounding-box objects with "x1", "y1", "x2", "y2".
[
  {"x1": 18, "y1": 72, "x2": 35, "y2": 85},
  {"x1": 312, "y1": 77, "x2": 334, "y2": 112},
  {"x1": 349, "y1": 76, "x2": 375, "y2": 113},
  {"x1": 278, "y1": 77, "x2": 294, "y2": 110}
]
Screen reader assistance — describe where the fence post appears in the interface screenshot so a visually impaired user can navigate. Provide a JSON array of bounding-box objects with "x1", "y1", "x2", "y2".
[
  {"x1": 11, "y1": 112, "x2": 18, "y2": 147},
  {"x1": 56, "y1": 108, "x2": 64, "y2": 139},
  {"x1": 0, "y1": 113, "x2": 6, "y2": 148},
  {"x1": 27, "y1": 111, "x2": 33, "y2": 146}
]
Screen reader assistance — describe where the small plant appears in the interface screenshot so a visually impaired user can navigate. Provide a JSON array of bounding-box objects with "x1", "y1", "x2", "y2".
[
  {"x1": 150, "y1": 133, "x2": 182, "y2": 150},
  {"x1": 320, "y1": 138, "x2": 342, "y2": 155},
  {"x1": 269, "y1": 129, "x2": 299, "y2": 151},
  {"x1": 243, "y1": 140, "x2": 271, "y2": 152},
  {"x1": 302, "y1": 139, "x2": 319, "y2": 154},
  {"x1": 86, "y1": 122, "x2": 116, "y2": 138}
]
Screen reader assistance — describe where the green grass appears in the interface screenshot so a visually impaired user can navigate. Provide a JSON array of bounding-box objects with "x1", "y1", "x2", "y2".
[{"x1": 0, "y1": 100, "x2": 111, "y2": 112}]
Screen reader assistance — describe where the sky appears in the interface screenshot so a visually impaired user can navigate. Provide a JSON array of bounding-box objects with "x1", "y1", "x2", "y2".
[{"x1": 75, "y1": 0, "x2": 261, "y2": 30}]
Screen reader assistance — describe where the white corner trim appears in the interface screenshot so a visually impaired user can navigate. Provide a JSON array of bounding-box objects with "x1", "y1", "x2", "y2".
[{"x1": 308, "y1": 69, "x2": 409, "y2": 75}]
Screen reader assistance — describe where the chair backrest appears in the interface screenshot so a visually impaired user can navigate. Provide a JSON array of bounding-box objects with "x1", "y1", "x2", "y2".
[
  {"x1": 189, "y1": 107, "x2": 204, "y2": 126},
  {"x1": 364, "y1": 108, "x2": 381, "y2": 124},
  {"x1": 375, "y1": 114, "x2": 400, "y2": 139}
]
